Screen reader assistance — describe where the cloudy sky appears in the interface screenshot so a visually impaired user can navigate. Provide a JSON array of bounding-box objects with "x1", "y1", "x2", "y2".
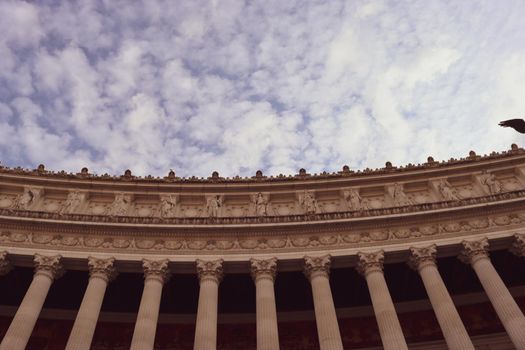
[{"x1": 1, "y1": 0, "x2": 525, "y2": 177}]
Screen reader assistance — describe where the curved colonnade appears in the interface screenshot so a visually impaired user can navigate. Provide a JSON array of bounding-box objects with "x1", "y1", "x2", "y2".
[{"x1": 1, "y1": 146, "x2": 525, "y2": 349}]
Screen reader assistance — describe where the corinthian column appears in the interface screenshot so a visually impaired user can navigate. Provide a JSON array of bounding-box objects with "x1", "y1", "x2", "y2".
[
  {"x1": 0, "y1": 251, "x2": 12, "y2": 276},
  {"x1": 194, "y1": 259, "x2": 223, "y2": 350},
  {"x1": 0, "y1": 254, "x2": 63, "y2": 350},
  {"x1": 65, "y1": 257, "x2": 117, "y2": 350},
  {"x1": 251, "y1": 257, "x2": 279, "y2": 350},
  {"x1": 409, "y1": 246, "x2": 473, "y2": 350},
  {"x1": 357, "y1": 251, "x2": 408, "y2": 350},
  {"x1": 460, "y1": 238, "x2": 525, "y2": 348},
  {"x1": 130, "y1": 259, "x2": 170, "y2": 350},
  {"x1": 304, "y1": 255, "x2": 343, "y2": 350},
  {"x1": 511, "y1": 233, "x2": 525, "y2": 257}
]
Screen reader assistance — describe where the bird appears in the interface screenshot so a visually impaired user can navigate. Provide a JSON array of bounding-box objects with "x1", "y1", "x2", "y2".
[{"x1": 499, "y1": 119, "x2": 525, "y2": 133}]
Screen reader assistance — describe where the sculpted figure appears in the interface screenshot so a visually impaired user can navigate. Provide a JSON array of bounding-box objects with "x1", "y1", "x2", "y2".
[
  {"x1": 59, "y1": 191, "x2": 84, "y2": 214},
  {"x1": 107, "y1": 193, "x2": 132, "y2": 216},
  {"x1": 251, "y1": 192, "x2": 269, "y2": 216},
  {"x1": 206, "y1": 195, "x2": 222, "y2": 217},
  {"x1": 479, "y1": 171, "x2": 502, "y2": 194},
  {"x1": 437, "y1": 179, "x2": 460, "y2": 201},
  {"x1": 300, "y1": 190, "x2": 318, "y2": 214},
  {"x1": 13, "y1": 187, "x2": 40, "y2": 210},
  {"x1": 389, "y1": 183, "x2": 411, "y2": 206},
  {"x1": 343, "y1": 188, "x2": 368, "y2": 211},
  {"x1": 159, "y1": 194, "x2": 178, "y2": 218}
]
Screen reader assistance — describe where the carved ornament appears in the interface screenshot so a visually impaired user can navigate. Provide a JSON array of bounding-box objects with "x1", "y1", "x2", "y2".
[
  {"x1": 0, "y1": 251, "x2": 12, "y2": 275},
  {"x1": 250, "y1": 257, "x2": 277, "y2": 281},
  {"x1": 357, "y1": 251, "x2": 384, "y2": 276},
  {"x1": 142, "y1": 259, "x2": 170, "y2": 284},
  {"x1": 459, "y1": 238, "x2": 490, "y2": 265},
  {"x1": 408, "y1": 245, "x2": 437, "y2": 271},
  {"x1": 304, "y1": 255, "x2": 331, "y2": 280},
  {"x1": 196, "y1": 259, "x2": 223, "y2": 283},
  {"x1": 34, "y1": 253, "x2": 64, "y2": 279},
  {"x1": 511, "y1": 233, "x2": 525, "y2": 257},
  {"x1": 88, "y1": 256, "x2": 117, "y2": 282}
]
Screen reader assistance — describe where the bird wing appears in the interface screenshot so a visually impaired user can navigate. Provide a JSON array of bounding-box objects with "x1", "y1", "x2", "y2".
[{"x1": 499, "y1": 119, "x2": 525, "y2": 133}]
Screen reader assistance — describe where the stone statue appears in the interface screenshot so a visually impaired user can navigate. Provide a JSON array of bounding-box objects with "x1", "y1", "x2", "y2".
[
  {"x1": 159, "y1": 194, "x2": 178, "y2": 218},
  {"x1": 59, "y1": 191, "x2": 84, "y2": 214},
  {"x1": 300, "y1": 191, "x2": 318, "y2": 214},
  {"x1": 388, "y1": 183, "x2": 411, "y2": 206},
  {"x1": 437, "y1": 179, "x2": 460, "y2": 201},
  {"x1": 107, "y1": 193, "x2": 132, "y2": 216},
  {"x1": 479, "y1": 171, "x2": 502, "y2": 194},
  {"x1": 206, "y1": 195, "x2": 222, "y2": 217},
  {"x1": 13, "y1": 187, "x2": 40, "y2": 210},
  {"x1": 251, "y1": 192, "x2": 269, "y2": 216},
  {"x1": 343, "y1": 188, "x2": 368, "y2": 211}
]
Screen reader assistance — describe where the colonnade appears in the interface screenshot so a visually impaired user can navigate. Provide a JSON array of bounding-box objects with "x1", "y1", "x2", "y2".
[{"x1": 0, "y1": 234, "x2": 525, "y2": 350}]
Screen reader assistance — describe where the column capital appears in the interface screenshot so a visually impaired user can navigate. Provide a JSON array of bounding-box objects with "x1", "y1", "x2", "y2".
[
  {"x1": 34, "y1": 253, "x2": 64, "y2": 279},
  {"x1": 250, "y1": 257, "x2": 277, "y2": 282},
  {"x1": 142, "y1": 259, "x2": 170, "y2": 284},
  {"x1": 408, "y1": 245, "x2": 437, "y2": 271},
  {"x1": 88, "y1": 256, "x2": 117, "y2": 282},
  {"x1": 304, "y1": 254, "x2": 331, "y2": 280},
  {"x1": 196, "y1": 259, "x2": 224, "y2": 283},
  {"x1": 459, "y1": 238, "x2": 489, "y2": 265},
  {"x1": 357, "y1": 251, "x2": 384, "y2": 276},
  {"x1": 510, "y1": 233, "x2": 525, "y2": 257},
  {"x1": 0, "y1": 251, "x2": 12, "y2": 276}
]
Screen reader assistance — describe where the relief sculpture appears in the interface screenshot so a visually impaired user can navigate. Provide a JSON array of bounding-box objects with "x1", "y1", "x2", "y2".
[
  {"x1": 159, "y1": 194, "x2": 178, "y2": 218},
  {"x1": 12, "y1": 187, "x2": 42, "y2": 210},
  {"x1": 298, "y1": 190, "x2": 319, "y2": 214},
  {"x1": 107, "y1": 193, "x2": 132, "y2": 216},
  {"x1": 343, "y1": 188, "x2": 368, "y2": 211},
  {"x1": 59, "y1": 191, "x2": 86, "y2": 214},
  {"x1": 387, "y1": 183, "x2": 411, "y2": 206},
  {"x1": 478, "y1": 171, "x2": 502, "y2": 194},
  {"x1": 250, "y1": 192, "x2": 271, "y2": 216},
  {"x1": 436, "y1": 179, "x2": 461, "y2": 201},
  {"x1": 206, "y1": 195, "x2": 223, "y2": 218}
]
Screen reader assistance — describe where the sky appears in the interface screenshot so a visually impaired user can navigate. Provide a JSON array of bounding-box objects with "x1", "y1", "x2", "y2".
[{"x1": 1, "y1": 0, "x2": 525, "y2": 178}]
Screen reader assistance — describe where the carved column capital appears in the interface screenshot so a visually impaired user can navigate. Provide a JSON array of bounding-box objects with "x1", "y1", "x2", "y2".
[
  {"x1": 88, "y1": 256, "x2": 117, "y2": 282},
  {"x1": 0, "y1": 251, "x2": 12, "y2": 276},
  {"x1": 459, "y1": 238, "x2": 490, "y2": 265},
  {"x1": 142, "y1": 259, "x2": 170, "y2": 284},
  {"x1": 357, "y1": 251, "x2": 384, "y2": 276},
  {"x1": 408, "y1": 245, "x2": 437, "y2": 271},
  {"x1": 304, "y1": 255, "x2": 331, "y2": 280},
  {"x1": 510, "y1": 233, "x2": 525, "y2": 257},
  {"x1": 34, "y1": 253, "x2": 64, "y2": 280},
  {"x1": 250, "y1": 257, "x2": 277, "y2": 282},
  {"x1": 196, "y1": 259, "x2": 224, "y2": 283}
]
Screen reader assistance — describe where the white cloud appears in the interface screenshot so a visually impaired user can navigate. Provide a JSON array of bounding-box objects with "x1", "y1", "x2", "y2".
[{"x1": 0, "y1": 0, "x2": 524, "y2": 177}]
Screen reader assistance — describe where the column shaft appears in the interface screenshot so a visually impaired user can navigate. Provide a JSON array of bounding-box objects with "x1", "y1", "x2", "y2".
[
  {"x1": 0, "y1": 272, "x2": 53, "y2": 350},
  {"x1": 255, "y1": 276, "x2": 279, "y2": 350},
  {"x1": 365, "y1": 270, "x2": 408, "y2": 350},
  {"x1": 418, "y1": 264, "x2": 473, "y2": 349},
  {"x1": 471, "y1": 257, "x2": 525, "y2": 348},
  {"x1": 310, "y1": 272, "x2": 343, "y2": 350},
  {"x1": 130, "y1": 277, "x2": 164, "y2": 350},
  {"x1": 194, "y1": 277, "x2": 220, "y2": 350}
]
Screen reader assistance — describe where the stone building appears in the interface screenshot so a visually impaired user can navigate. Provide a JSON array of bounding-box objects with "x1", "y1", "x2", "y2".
[{"x1": 1, "y1": 146, "x2": 525, "y2": 349}]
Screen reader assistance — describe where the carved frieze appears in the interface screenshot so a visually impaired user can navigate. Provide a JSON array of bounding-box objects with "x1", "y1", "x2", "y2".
[
  {"x1": 205, "y1": 195, "x2": 223, "y2": 218},
  {"x1": 297, "y1": 190, "x2": 319, "y2": 214},
  {"x1": 107, "y1": 193, "x2": 133, "y2": 216},
  {"x1": 12, "y1": 187, "x2": 43, "y2": 210},
  {"x1": 386, "y1": 183, "x2": 411, "y2": 207},
  {"x1": 342, "y1": 188, "x2": 368, "y2": 211},
  {"x1": 250, "y1": 192, "x2": 272, "y2": 216},
  {"x1": 477, "y1": 171, "x2": 503, "y2": 195},
  {"x1": 159, "y1": 194, "x2": 179, "y2": 218},
  {"x1": 59, "y1": 191, "x2": 87, "y2": 214}
]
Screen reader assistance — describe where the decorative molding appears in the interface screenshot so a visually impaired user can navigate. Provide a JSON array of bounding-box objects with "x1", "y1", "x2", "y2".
[
  {"x1": 196, "y1": 259, "x2": 223, "y2": 283},
  {"x1": 34, "y1": 253, "x2": 64, "y2": 279},
  {"x1": 0, "y1": 251, "x2": 11, "y2": 275},
  {"x1": 88, "y1": 256, "x2": 117, "y2": 282},
  {"x1": 357, "y1": 251, "x2": 384, "y2": 276},
  {"x1": 250, "y1": 257, "x2": 277, "y2": 281},
  {"x1": 304, "y1": 255, "x2": 331, "y2": 280},
  {"x1": 142, "y1": 259, "x2": 170, "y2": 284},
  {"x1": 459, "y1": 238, "x2": 490, "y2": 265},
  {"x1": 408, "y1": 245, "x2": 437, "y2": 271}
]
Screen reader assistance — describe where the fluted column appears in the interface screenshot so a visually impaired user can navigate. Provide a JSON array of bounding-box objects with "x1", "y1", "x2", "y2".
[
  {"x1": 194, "y1": 259, "x2": 223, "y2": 350},
  {"x1": 130, "y1": 259, "x2": 170, "y2": 350},
  {"x1": 460, "y1": 238, "x2": 525, "y2": 348},
  {"x1": 251, "y1": 257, "x2": 280, "y2": 350},
  {"x1": 0, "y1": 251, "x2": 12, "y2": 276},
  {"x1": 357, "y1": 251, "x2": 408, "y2": 350},
  {"x1": 65, "y1": 257, "x2": 117, "y2": 350},
  {"x1": 409, "y1": 246, "x2": 474, "y2": 350},
  {"x1": 0, "y1": 254, "x2": 63, "y2": 350},
  {"x1": 304, "y1": 255, "x2": 343, "y2": 350}
]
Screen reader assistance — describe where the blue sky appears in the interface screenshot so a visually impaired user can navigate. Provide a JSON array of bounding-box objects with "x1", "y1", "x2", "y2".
[{"x1": 1, "y1": 0, "x2": 525, "y2": 177}]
